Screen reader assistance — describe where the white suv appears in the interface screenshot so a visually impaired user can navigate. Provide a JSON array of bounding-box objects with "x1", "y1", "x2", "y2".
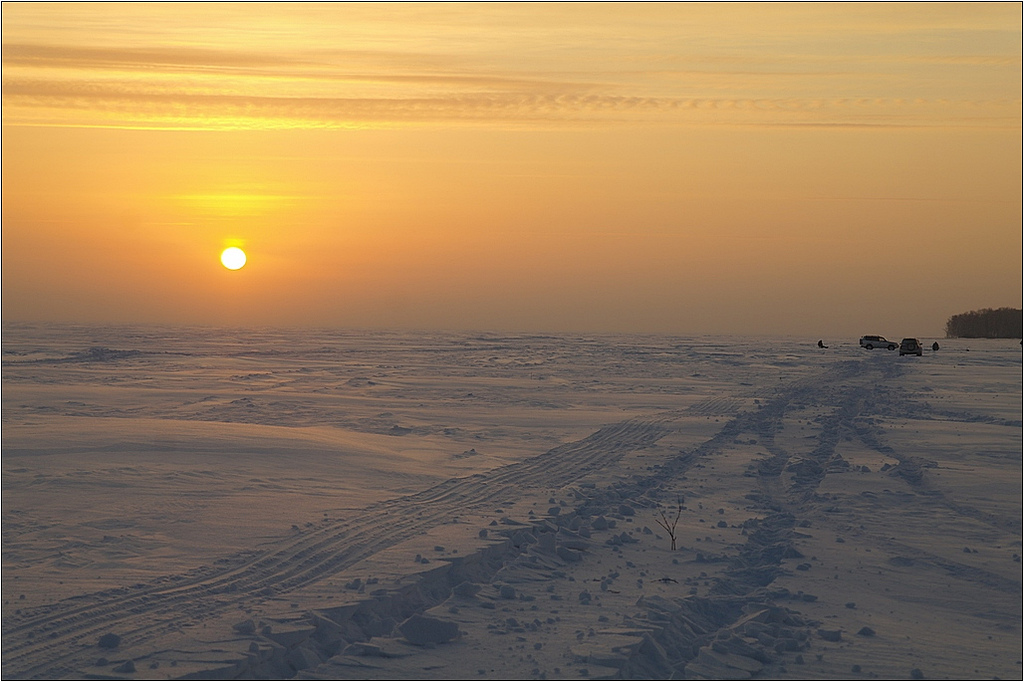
[{"x1": 859, "y1": 335, "x2": 897, "y2": 350}]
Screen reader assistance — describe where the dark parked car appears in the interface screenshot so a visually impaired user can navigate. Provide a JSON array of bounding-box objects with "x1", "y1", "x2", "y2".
[
  {"x1": 899, "y1": 338, "x2": 923, "y2": 356},
  {"x1": 860, "y1": 335, "x2": 897, "y2": 350}
]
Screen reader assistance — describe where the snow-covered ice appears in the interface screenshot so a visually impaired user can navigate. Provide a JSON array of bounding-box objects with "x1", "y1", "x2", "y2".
[{"x1": 2, "y1": 324, "x2": 1021, "y2": 680}]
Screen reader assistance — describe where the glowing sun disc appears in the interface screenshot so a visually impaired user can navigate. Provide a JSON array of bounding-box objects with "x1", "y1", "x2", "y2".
[{"x1": 220, "y1": 247, "x2": 247, "y2": 270}]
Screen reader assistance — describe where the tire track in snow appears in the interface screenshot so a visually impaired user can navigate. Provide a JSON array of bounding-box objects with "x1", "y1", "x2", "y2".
[{"x1": 2, "y1": 417, "x2": 669, "y2": 679}]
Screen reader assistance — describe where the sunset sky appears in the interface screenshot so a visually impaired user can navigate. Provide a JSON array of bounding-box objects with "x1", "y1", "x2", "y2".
[{"x1": 3, "y1": 3, "x2": 1020, "y2": 337}]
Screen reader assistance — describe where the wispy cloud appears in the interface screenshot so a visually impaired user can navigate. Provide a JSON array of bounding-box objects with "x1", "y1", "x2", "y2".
[
  {"x1": 2, "y1": 6, "x2": 1020, "y2": 133},
  {"x1": 2, "y1": 43, "x2": 601, "y2": 92},
  {"x1": 2, "y1": 43, "x2": 296, "y2": 70},
  {"x1": 4, "y1": 70, "x2": 1019, "y2": 131}
]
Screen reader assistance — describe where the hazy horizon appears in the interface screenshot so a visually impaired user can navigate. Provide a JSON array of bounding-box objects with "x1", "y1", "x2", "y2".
[
  {"x1": 0, "y1": 317, "x2": 1012, "y2": 344},
  {"x1": 3, "y1": 3, "x2": 1021, "y2": 338}
]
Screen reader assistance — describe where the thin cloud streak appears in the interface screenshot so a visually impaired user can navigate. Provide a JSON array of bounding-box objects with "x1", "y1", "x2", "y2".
[
  {"x1": 4, "y1": 78, "x2": 1017, "y2": 131},
  {"x1": 2, "y1": 43, "x2": 300, "y2": 69},
  {"x1": 2, "y1": 42, "x2": 604, "y2": 93}
]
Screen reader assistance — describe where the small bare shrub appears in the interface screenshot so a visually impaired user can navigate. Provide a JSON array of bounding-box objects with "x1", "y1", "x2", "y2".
[{"x1": 655, "y1": 496, "x2": 684, "y2": 550}]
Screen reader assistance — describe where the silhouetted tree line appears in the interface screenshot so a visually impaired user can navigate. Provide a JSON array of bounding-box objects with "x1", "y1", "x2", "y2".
[{"x1": 945, "y1": 308, "x2": 1022, "y2": 338}]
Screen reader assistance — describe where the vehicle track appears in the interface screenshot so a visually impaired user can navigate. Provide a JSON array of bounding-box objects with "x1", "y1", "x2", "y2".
[
  {"x1": 2, "y1": 417, "x2": 669, "y2": 679},
  {"x1": 724, "y1": 362, "x2": 1022, "y2": 600}
]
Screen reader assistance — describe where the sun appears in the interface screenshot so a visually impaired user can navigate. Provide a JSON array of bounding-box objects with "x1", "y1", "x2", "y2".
[{"x1": 220, "y1": 247, "x2": 247, "y2": 270}]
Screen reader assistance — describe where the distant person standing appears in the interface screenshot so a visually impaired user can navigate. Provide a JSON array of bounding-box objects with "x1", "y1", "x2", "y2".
[{"x1": 932, "y1": 341, "x2": 940, "y2": 351}]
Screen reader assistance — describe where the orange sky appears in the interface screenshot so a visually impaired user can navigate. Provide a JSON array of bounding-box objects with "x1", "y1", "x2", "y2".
[{"x1": 2, "y1": 3, "x2": 1021, "y2": 336}]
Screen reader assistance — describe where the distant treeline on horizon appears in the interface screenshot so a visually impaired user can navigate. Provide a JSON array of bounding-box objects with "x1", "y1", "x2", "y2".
[{"x1": 945, "y1": 307, "x2": 1022, "y2": 338}]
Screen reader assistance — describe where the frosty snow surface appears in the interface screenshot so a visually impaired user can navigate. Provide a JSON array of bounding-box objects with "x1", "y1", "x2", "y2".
[{"x1": 2, "y1": 323, "x2": 1021, "y2": 680}]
